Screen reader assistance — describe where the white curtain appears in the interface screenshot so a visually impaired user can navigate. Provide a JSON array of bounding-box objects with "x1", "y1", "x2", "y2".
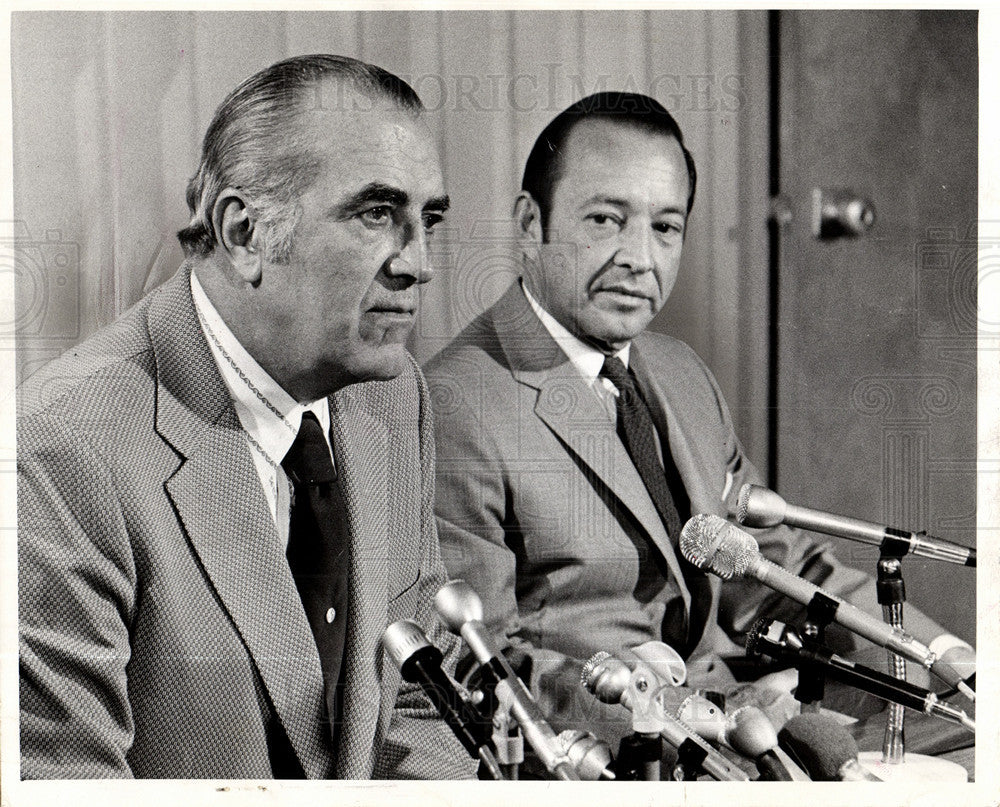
[{"x1": 12, "y1": 9, "x2": 756, "y2": 437}]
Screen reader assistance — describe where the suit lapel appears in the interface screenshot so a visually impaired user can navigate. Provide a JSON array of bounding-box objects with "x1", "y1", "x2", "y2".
[
  {"x1": 631, "y1": 343, "x2": 715, "y2": 516},
  {"x1": 492, "y1": 284, "x2": 691, "y2": 610},
  {"x1": 327, "y1": 387, "x2": 389, "y2": 778},
  {"x1": 149, "y1": 268, "x2": 333, "y2": 779}
]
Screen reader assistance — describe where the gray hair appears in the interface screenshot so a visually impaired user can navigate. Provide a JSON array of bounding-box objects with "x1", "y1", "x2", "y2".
[{"x1": 177, "y1": 54, "x2": 423, "y2": 261}]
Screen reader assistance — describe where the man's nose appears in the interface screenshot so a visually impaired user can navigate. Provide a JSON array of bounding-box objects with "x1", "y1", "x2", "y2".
[
  {"x1": 615, "y1": 221, "x2": 655, "y2": 274},
  {"x1": 387, "y1": 224, "x2": 435, "y2": 284}
]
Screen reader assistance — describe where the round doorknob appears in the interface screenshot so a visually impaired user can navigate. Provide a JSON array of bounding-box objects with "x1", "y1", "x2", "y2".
[{"x1": 813, "y1": 188, "x2": 877, "y2": 238}]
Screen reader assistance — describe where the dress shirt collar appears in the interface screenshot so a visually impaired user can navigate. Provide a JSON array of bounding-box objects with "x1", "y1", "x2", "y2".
[
  {"x1": 190, "y1": 269, "x2": 332, "y2": 467},
  {"x1": 521, "y1": 279, "x2": 630, "y2": 384}
]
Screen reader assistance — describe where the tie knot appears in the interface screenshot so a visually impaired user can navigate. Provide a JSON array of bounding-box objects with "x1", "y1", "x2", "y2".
[
  {"x1": 600, "y1": 355, "x2": 632, "y2": 391},
  {"x1": 283, "y1": 411, "x2": 337, "y2": 484}
]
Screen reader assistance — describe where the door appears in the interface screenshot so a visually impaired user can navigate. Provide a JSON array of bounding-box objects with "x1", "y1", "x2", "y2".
[{"x1": 773, "y1": 11, "x2": 977, "y2": 638}]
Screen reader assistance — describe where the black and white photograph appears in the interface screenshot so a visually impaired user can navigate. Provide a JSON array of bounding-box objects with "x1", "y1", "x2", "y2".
[{"x1": 1, "y1": 6, "x2": 994, "y2": 805}]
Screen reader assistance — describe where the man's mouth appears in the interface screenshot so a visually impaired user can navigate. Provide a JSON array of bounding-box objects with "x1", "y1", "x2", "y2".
[
  {"x1": 593, "y1": 287, "x2": 654, "y2": 305},
  {"x1": 366, "y1": 301, "x2": 416, "y2": 317}
]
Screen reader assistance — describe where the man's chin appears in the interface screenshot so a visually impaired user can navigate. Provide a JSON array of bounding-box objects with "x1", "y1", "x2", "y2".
[
  {"x1": 580, "y1": 312, "x2": 653, "y2": 349},
  {"x1": 354, "y1": 344, "x2": 410, "y2": 382}
]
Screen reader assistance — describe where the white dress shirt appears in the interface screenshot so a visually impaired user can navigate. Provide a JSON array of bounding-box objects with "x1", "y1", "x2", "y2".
[
  {"x1": 191, "y1": 270, "x2": 334, "y2": 549},
  {"x1": 521, "y1": 280, "x2": 630, "y2": 418}
]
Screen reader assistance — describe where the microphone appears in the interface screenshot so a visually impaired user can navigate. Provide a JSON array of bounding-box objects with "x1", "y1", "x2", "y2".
[
  {"x1": 382, "y1": 620, "x2": 504, "y2": 780},
  {"x1": 554, "y1": 730, "x2": 616, "y2": 780},
  {"x1": 580, "y1": 651, "x2": 750, "y2": 781},
  {"x1": 675, "y1": 696, "x2": 808, "y2": 781},
  {"x1": 737, "y1": 484, "x2": 975, "y2": 568},
  {"x1": 778, "y1": 714, "x2": 880, "y2": 781},
  {"x1": 724, "y1": 706, "x2": 809, "y2": 781},
  {"x1": 680, "y1": 514, "x2": 975, "y2": 701},
  {"x1": 746, "y1": 618, "x2": 975, "y2": 732},
  {"x1": 433, "y1": 580, "x2": 580, "y2": 780}
]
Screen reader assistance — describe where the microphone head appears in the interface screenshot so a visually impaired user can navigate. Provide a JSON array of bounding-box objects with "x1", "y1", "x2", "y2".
[
  {"x1": 675, "y1": 694, "x2": 729, "y2": 744},
  {"x1": 777, "y1": 713, "x2": 861, "y2": 781},
  {"x1": 737, "y1": 484, "x2": 787, "y2": 528},
  {"x1": 680, "y1": 514, "x2": 759, "y2": 579},
  {"x1": 580, "y1": 651, "x2": 631, "y2": 705},
  {"x1": 726, "y1": 705, "x2": 779, "y2": 758},
  {"x1": 433, "y1": 580, "x2": 484, "y2": 631},
  {"x1": 556, "y1": 730, "x2": 615, "y2": 781},
  {"x1": 382, "y1": 619, "x2": 432, "y2": 670}
]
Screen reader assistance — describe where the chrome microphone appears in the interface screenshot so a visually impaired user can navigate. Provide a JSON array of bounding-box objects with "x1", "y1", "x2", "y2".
[
  {"x1": 674, "y1": 696, "x2": 808, "y2": 781},
  {"x1": 746, "y1": 618, "x2": 975, "y2": 732},
  {"x1": 737, "y1": 483, "x2": 975, "y2": 567},
  {"x1": 434, "y1": 580, "x2": 580, "y2": 780},
  {"x1": 680, "y1": 514, "x2": 974, "y2": 701},
  {"x1": 720, "y1": 706, "x2": 808, "y2": 781},
  {"x1": 382, "y1": 620, "x2": 504, "y2": 779},
  {"x1": 580, "y1": 651, "x2": 750, "y2": 781},
  {"x1": 554, "y1": 730, "x2": 616, "y2": 780}
]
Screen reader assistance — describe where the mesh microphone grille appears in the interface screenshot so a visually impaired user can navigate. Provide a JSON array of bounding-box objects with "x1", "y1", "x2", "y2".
[
  {"x1": 716, "y1": 535, "x2": 758, "y2": 578},
  {"x1": 680, "y1": 514, "x2": 759, "y2": 579},
  {"x1": 736, "y1": 484, "x2": 752, "y2": 523},
  {"x1": 744, "y1": 616, "x2": 773, "y2": 658},
  {"x1": 580, "y1": 651, "x2": 612, "y2": 688}
]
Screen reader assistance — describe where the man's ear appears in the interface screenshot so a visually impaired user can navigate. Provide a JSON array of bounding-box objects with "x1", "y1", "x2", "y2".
[
  {"x1": 513, "y1": 191, "x2": 544, "y2": 249},
  {"x1": 212, "y1": 189, "x2": 262, "y2": 285}
]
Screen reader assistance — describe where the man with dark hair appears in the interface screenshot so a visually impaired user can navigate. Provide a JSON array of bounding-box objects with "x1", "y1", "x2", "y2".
[
  {"x1": 18, "y1": 54, "x2": 473, "y2": 780},
  {"x1": 425, "y1": 91, "x2": 972, "y2": 749},
  {"x1": 520, "y1": 93, "x2": 698, "y2": 228}
]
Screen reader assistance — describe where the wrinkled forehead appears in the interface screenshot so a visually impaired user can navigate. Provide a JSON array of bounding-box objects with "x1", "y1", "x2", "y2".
[{"x1": 296, "y1": 84, "x2": 445, "y2": 196}]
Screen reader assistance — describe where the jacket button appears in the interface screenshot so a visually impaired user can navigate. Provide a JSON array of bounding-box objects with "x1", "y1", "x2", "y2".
[{"x1": 326, "y1": 608, "x2": 336, "y2": 623}]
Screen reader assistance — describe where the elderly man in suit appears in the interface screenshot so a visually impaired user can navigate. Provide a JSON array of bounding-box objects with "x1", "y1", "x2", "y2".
[
  {"x1": 18, "y1": 55, "x2": 474, "y2": 780},
  {"x1": 425, "y1": 92, "x2": 972, "y2": 747}
]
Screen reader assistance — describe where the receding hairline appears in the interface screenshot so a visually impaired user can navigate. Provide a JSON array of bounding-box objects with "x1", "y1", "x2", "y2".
[
  {"x1": 545, "y1": 116, "x2": 690, "y2": 203},
  {"x1": 290, "y1": 74, "x2": 424, "y2": 117}
]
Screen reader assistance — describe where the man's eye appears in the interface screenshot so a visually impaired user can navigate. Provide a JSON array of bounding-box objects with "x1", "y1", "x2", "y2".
[
  {"x1": 423, "y1": 213, "x2": 445, "y2": 232},
  {"x1": 653, "y1": 221, "x2": 684, "y2": 238},
  {"x1": 360, "y1": 206, "x2": 393, "y2": 225},
  {"x1": 586, "y1": 213, "x2": 621, "y2": 228}
]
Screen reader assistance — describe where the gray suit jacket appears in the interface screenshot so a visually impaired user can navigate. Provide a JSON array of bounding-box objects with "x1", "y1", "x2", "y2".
[
  {"x1": 18, "y1": 266, "x2": 474, "y2": 780},
  {"x1": 425, "y1": 282, "x2": 894, "y2": 741}
]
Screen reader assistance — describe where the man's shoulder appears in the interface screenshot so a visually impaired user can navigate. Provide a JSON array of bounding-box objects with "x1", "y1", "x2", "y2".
[
  {"x1": 424, "y1": 305, "x2": 505, "y2": 376},
  {"x1": 634, "y1": 330, "x2": 703, "y2": 362},
  {"x1": 633, "y1": 330, "x2": 716, "y2": 381},
  {"x1": 17, "y1": 296, "x2": 157, "y2": 426}
]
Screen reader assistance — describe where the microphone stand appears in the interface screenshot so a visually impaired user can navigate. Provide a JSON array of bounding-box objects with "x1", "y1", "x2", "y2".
[
  {"x1": 794, "y1": 592, "x2": 840, "y2": 712},
  {"x1": 876, "y1": 550, "x2": 906, "y2": 765},
  {"x1": 474, "y1": 657, "x2": 521, "y2": 779},
  {"x1": 616, "y1": 732, "x2": 663, "y2": 781},
  {"x1": 491, "y1": 688, "x2": 524, "y2": 780},
  {"x1": 857, "y1": 547, "x2": 968, "y2": 781},
  {"x1": 620, "y1": 661, "x2": 665, "y2": 780}
]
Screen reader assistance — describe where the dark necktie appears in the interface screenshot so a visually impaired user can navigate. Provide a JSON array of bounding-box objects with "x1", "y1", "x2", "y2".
[
  {"x1": 600, "y1": 356, "x2": 709, "y2": 654},
  {"x1": 600, "y1": 356, "x2": 684, "y2": 538},
  {"x1": 282, "y1": 411, "x2": 350, "y2": 742}
]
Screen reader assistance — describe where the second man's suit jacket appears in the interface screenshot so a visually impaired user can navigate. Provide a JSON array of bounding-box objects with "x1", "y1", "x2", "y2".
[
  {"x1": 18, "y1": 266, "x2": 475, "y2": 780},
  {"x1": 425, "y1": 282, "x2": 875, "y2": 741}
]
